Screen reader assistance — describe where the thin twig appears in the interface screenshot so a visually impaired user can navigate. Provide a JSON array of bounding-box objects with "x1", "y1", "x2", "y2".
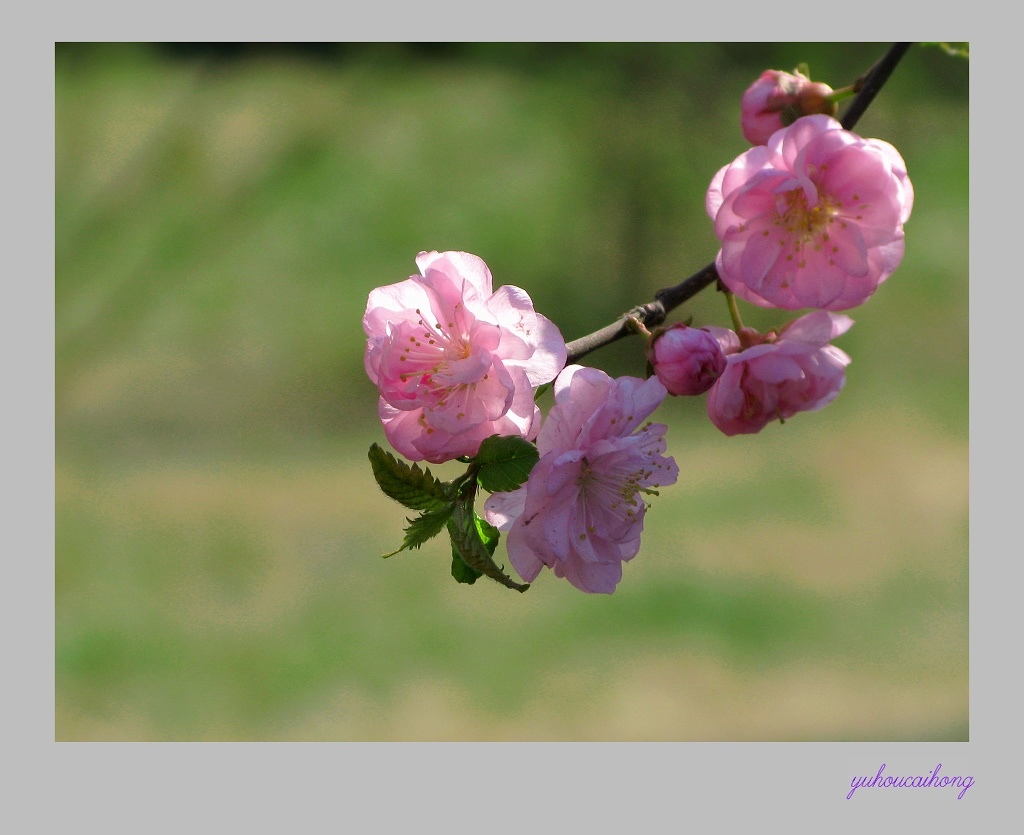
[{"x1": 840, "y1": 42, "x2": 912, "y2": 131}]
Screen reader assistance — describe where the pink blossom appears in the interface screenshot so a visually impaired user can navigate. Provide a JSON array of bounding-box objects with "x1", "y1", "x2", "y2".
[
  {"x1": 646, "y1": 323, "x2": 727, "y2": 396},
  {"x1": 364, "y1": 251, "x2": 567, "y2": 463},
  {"x1": 740, "y1": 69, "x2": 836, "y2": 145},
  {"x1": 484, "y1": 365, "x2": 679, "y2": 594},
  {"x1": 705, "y1": 310, "x2": 853, "y2": 436},
  {"x1": 707, "y1": 114, "x2": 914, "y2": 311}
]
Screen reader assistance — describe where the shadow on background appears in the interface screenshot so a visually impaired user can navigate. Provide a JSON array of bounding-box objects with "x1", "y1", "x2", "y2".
[{"x1": 56, "y1": 42, "x2": 968, "y2": 740}]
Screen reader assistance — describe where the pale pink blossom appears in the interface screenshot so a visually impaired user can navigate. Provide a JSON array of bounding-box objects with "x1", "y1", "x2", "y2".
[
  {"x1": 364, "y1": 251, "x2": 567, "y2": 463},
  {"x1": 484, "y1": 365, "x2": 678, "y2": 594},
  {"x1": 707, "y1": 114, "x2": 914, "y2": 311},
  {"x1": 646, "y1": 323, "x2": 727, "y2": 396},
  {"x1": 740, "y1": 69, "x2": 836, "y2": 145},
  {"x1": 706, "y1": 310, "x2": 853, "y2": 436}
]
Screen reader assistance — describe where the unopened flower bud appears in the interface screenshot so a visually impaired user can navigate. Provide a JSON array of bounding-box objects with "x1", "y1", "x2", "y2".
[
  {"x1": 797, "y1": 81, "x2": 838, "y2": 118},
  {"x1": 740, "y1": 69, "x2": 836, "y2": 145},
  {"x1": 647, "y1": 323, "x2": 727, "y2": 396}
]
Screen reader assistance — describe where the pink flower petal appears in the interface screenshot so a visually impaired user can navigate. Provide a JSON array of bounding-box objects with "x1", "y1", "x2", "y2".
[
  {"x1": 707, "y1": 115, "x2": 913, "y2": 311},
  {"x1": 488, "y1": 366, "x2": 677, "y2": 593},
  {"x1": 364, "y1": 252, "x2": 567, "y2": 462}
]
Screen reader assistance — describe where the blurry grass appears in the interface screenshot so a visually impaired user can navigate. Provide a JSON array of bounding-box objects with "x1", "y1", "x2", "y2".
[
  {"x1": 56, "y1": 44, "x2": 967, "y2": 741},
  {"x1": 56, "y1": 411, "x2": 967, "y2": 740}
]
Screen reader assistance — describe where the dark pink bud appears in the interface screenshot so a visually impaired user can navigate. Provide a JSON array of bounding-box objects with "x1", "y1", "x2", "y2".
[
  {"x1": 740, "y1": 69, "x2": 836, "y2": 145},
  {"x1": 647, "y1": 323, "x2": 727, "y2": 396}
]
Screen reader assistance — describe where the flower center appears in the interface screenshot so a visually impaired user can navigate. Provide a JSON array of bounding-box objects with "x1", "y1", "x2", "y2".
[
  {"x1": 778, "y1": 187, "x2": 839, "y2": 243},
  {"x1": 575, "y1": 426, "x2": 668, "y2": 528},
  {"x1": 385, "y1": 305, "x2": 501, "y2": 423},
  {"x1": 578, "y1": 458, "x2": 645, "y2": 515},
  {"x1": 396, "y1": 307, "x2": 472, "y2": 381}
]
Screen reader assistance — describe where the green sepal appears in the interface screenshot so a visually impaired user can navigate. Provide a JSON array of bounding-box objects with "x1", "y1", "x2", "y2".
[
  {"x1": 382, "y1": 507, "x2": 454, "y2": 559},
  {"x1": 447, "y1": 500, "x2": 529, "y2": 593},
  {"x1": 368, "y1": 443, "x2": 452, "y2": 512},
  {"x1": 473, "y1": 434, "x2": 539, "y2": 494}
]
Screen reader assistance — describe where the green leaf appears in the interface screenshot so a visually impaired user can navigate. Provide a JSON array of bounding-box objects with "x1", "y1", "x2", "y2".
[
  {"x1": 368, "y1": 443, "x2": 452, "y2": 512},
  {"x1": 474, "y1": 513, "x2": 500, "y2": 555},
  {"x1": 447, "y1": 500, "x2": 529, "y2": 593},
  {"x1": 450, "y1": 546, "x2": 482, "y2": 585},
  {"x1": 921, "y1": 42, "x2": 969, "y2": 58},
  {"x1": 474, "y1": 435, "x2": 539, "y2": 494},
  {"x1": 449, "y1": 503, "x2": 498, "y2": 584},
  {"x1": 383, "y1": 507, "x2": 454, "y2": 558}
]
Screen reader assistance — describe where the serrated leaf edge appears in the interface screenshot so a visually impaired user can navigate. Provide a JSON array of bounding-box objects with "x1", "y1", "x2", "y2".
[{"x1": 368, "y1": 443, "x2": 452, "y2": 512}]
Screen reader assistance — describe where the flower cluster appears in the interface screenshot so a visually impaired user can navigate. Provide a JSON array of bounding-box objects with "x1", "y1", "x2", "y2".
[
  {"x1": 366, "y1": 61, "x2": 916, "y2": 594},
  {"x1": 366, "y1": 252, "x2": 678, "y2": 593},
  {"x1": 649, "y1": 84, "x2": 912, "y2": 437}
]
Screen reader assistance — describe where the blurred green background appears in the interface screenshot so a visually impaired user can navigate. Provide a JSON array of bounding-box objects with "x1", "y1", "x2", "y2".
[{"x1": 55, "y1": 42, "x2": 968, "y2": 741}]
